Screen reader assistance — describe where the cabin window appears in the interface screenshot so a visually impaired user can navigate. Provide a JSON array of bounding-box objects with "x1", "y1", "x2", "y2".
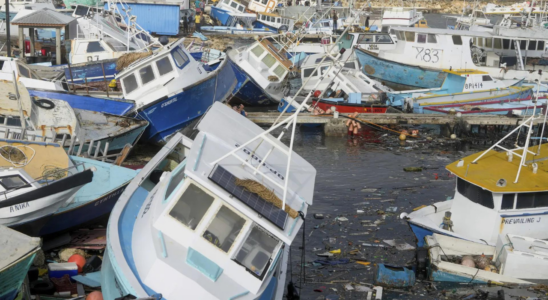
[
  {"x1": 156, "y1": 57, "x2": 174, "y2": 76},
  {"x1": 404, "y1": 31, "x2": 415, "y2": 42},
  {"x1": 502, "y1": 39, "x2": 510, "y2": 50},
  {"x1": 234, "y1": 226, "x2": 280, "y2": 279},
  {"x1": 277, "y1": 18, "x2": 281, "y2": 23},
  {"x1": 477, "y1": 38, "x2": 484, "y2": 47},
  {"x1": 5, "y1": 117, "x2": 21, "y2": 127},
  {"x1": 74, "y1": 5, "x2": 89, "y2": 16},
  {"x1": 0, "y1": 175, "x2": 27, "y2": 190},
  {"x1": 273, "y1": 64, "x2": 285, "y2": 78},
  {"x1": 251, "y1": 45, "x2": 265, "y2": 57},
  {"x1": 485, "y1": 38, "x2": 493, "y2": 48},
  {"x1": 262, "y1": 54, "x2": 276, "y2": 68},
  {"x1": 452, "y1": 35, "x2": 462, "y2": 45},
  {"x1": 172, "y1": 47, "x2": 189, "y2": 68},
  {"x1": 358, "y1": 34, "x2": 373, "y2": 43},
  {"x1": 538, "y1": 41, "x2": 545, "y2": 51},
  {"x1": 501, "y1": 194, "x2": 515, "y2": 210},
  {"x1": 376, "y1": 34, "x2": 392, "y2": 43},
  {"x1": 18, "y1": 65, "x2": 30, "y2": 78},
  {"x1": 261, "y1": 0, "x2": 267, "y2": 4},
  {"x1": 87, "y1": 41, "x2": 106, "y2": 53},
  {"x1": 238, "y1": 5, "x2": 244, "y2": 12},
  {"x1": 203, "y1": 206, "x2": 245, "y2": 252},
  {"x1": 520, "y1": 40, "x2": 527, "y2": 50},
  {"x1": 139, "y1": 65, "x2": 155, "y2": 85},
  {"x1": 169, "y1": 183, "x2": 214, "y2": 230},
  {"x1": 303, "y1": 68, "x2": 317, "y2": 78},
  {"x1": 528, "y1": 41, "x2": 537, "y2": 50},
  {"x1": 122, "y1": 74, "x2": 139, "y2": 94},
  {"x1": 457, "y1": 178, "x2": 494, "y2": 209},
  {"x1": 427, "y1": 34, "x2": 437, "y2": 43},
  {"x1": 482, "y1": 75, "x2": 493, "y2": 81},
  {"x1": 230, "y1": 1, "x2": 238, "y2": 8},
  {"x1": 516, "y1": 192, "x2": 548, "y2": 209},
  {"x1": 344, "y1": 62, "x2": 355, "y2": 69},
  {"x1": 494, "y1": 38, "x2": 502, "y2": 49},
  {"x1": 417, "y1": 34, "x2": 426, "y2": 44},
  {"x1": 223, "y1": 0, "x2": 229, "y2": 4}
]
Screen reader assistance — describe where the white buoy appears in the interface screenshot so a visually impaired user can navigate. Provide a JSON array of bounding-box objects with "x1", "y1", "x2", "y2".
[{"x1": 450, "y1": 134, "x2": 457, "y2": 139}]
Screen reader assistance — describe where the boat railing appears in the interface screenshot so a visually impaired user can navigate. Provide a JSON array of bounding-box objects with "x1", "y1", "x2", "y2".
[
  {"x1": 0, "y1": 128, "x2": 133, "y2": 165},
  {"x1": 0, "y1": 162, "x2": 89, "y2": 200}
]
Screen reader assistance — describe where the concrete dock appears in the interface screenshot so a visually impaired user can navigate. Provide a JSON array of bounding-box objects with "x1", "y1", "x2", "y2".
[{"x1": 247, "y1": 112, "x2": 544, "y2": 136}]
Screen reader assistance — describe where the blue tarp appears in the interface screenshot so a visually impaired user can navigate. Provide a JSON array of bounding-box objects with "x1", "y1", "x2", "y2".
[{"x1": 105, "y1": 3, "x2": 180, "y2": 35}]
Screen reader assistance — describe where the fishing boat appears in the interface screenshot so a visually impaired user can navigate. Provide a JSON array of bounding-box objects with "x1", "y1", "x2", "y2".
[
  {"x1": 376, "y1": 7, "x2": 426, "y2": 32},
  {"x1": 38, "y1": 156, "x2": 138, "y2": 236},
  {"x1": 227, "y1": 38, "x2": 292, "y2": 105},
  {"x1": 0, "y1": 225, "x2": 41, "y2": 300},
  {"x1": 425, "y1": 233, "x2": 548, "y2": 284},
  {"x1": 401, "y1": 105, "x2": 548, "y2": 246},
  {"x1": 0, "y1": 81, "x2": 148, "y2": 154},
  {"x1": 355, "y1": 26, "x2": 548, "y2": 89},
  {"x1": 210, "y1": 0, "x2": 256, "y2": 26},
  {"x1": 387, "y1": 69, "x2": 534, "y2": 114},
  {"x1": 303, "y1": 18, "x2": 343, "y2": 35},
  {"x1": 0, "y1": 139, "x2": 93, "y2": 235},
  {"x1": 254, "y1": 11, "x2": 294, "y2": 32},
  {"x1": 101, "y1": 102, "x2": 316, "y2": 299}
]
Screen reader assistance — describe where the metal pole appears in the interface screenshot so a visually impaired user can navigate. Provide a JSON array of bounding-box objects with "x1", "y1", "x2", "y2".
[{"x1": 5, "y1": 0, "x2": 10, "y2": 57}]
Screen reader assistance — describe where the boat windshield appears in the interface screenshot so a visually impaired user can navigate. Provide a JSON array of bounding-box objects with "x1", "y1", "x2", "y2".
[
  {"x1": 234, "y1": 225, "x2": 280, "y2": 279},
  {"x1": 169, "y1": 183, "x2": 214, "y2": 230}
]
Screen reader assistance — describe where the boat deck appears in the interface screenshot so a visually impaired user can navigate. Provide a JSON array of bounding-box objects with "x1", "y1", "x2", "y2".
[{"x1": 0, "y1": 139, "x2": 68, "y2": 179}]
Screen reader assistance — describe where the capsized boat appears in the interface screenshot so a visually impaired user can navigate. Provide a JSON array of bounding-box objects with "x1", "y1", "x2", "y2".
[
  {"x1": 210, "y1": 0, "x2": 256, "y2": 26},
  {"x1": 387, "y1": 69, "x2": 533, "y2": 114},
  {"x1": 227, "y1": 38, "x2": 292, "y2": 105},
  {"x1": 0, "y1": 139, "x2": 93, "y2": 235},
  {"x1": 0, "y1": 81, "x2": 148, "y2": 154},
  {"x1": 0, "y1": 225, "x2": 41, "y2": 300},
  {"x1": 401, "y1": 108, "x2": 548, "y2": 246},
  {"x1": 425, "y1": 233, "x2": 548, "y2": 285},
  {"x1": 101, "y1": 102, "x2": 316, "y2": 299}
]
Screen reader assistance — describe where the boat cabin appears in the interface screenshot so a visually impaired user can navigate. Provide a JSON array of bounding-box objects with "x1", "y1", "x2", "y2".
[
  {"x1": 216, "y1": 0, "x2": 247, "y2": 13},
  {"x1": 0, "y1": 57, "x2": 62, "y2": 91},
  {"x1": 116, "y1": 39, "x2": 208, "y2": 108},
  {"x1": 255, "y1": 12, "x2": 294, "y2": 31},
  {"x1": 247, "y1": 0, "x2": 277, "y2": 13},
  {"x1": 210, "y1": 0, "x2": 257, "y2": 26},
  {"x1": 304, "y1": 19, "x2": 343, "y2": 35},
  {"x1": 339, "y1": 32, "x2": 396, "y2": 53},
  {"x1": 380, "y1": 7, "x2": 424, "y2": 32},
  {"x1": 245, "y1": 39, "x2": 291, "y2": 83}
]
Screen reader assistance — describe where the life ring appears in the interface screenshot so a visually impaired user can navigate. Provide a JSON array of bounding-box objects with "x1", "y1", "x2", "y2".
[{"x1": 34, "y1": 99, "x2": 55, "y2": 110}]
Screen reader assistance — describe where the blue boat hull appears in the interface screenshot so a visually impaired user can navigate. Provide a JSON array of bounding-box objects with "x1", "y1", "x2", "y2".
[
  {"x1": 253, "y1": 21, "x2": 278, "y2": 32},
  {"x1": 355, "y1": 48, "x2": 446, "y2": 89},
  {"x1": 66, "y1": 60, "x2": 117, "y2": 84},
  {"x1": 210, "y1": 6, "x2": 231, "y2": 25},
  {"x1": 137, "y1": 58, "x2": 239, "y2": 143},
  {"x1": 28, "y1": 89, "x2": 134, "y2": 116},
  {"x1": 227, "y1": 56, "x2": 277, "y2": 106},
  {"x1": 0, "y1": 253, "x2": 36, "y2": 300}
]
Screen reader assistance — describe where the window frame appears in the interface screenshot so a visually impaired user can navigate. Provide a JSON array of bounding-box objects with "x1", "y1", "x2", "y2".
[
  {"x1": 138, "y1": 65, "x2": 156, "y2": 86},
  {"x1": 201, "y1": 204, "x2": 248, "y2": 253},
  {"x1": 452, "y1": 35, "x2": 463, "y2": 45},
  {"x1": 417, "y1": 33, "x2": 426, "y2": 44},
  {"x1": 121, "y1": 73, "x2": 139, "y2": 94},
  {"x1": 427, "y1": 34, "x2": 437, "y2": 44},
  {"x1": 86, "y1": 41, "x2": 107, "y2": 53},
  {"x1": 171, "y1": 46, "x2": 190, "y2": 69},
  {"x1": 155, "y1": 56, "x2": 174, "y2": 77},
  {"x1": 457, "y1": 178, "x2": 494, "y2": 209},
  {"x1": 0, "y1": 175, "x2": 29, "y2": 190},
  {"x1": 167, "y1": 181, "x2": 216, "y2": 231}
]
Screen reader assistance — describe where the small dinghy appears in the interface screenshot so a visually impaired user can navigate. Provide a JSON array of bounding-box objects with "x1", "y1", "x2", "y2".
[
  {"x1": 0, "y1": 139, "x2": 93, "y2": 235},
  {"x1": 102, "y1": 102, "x2": 316, "y2": 299},
  {"x1": 0, "y1": 225, "x2": 41, "y2": 300}
]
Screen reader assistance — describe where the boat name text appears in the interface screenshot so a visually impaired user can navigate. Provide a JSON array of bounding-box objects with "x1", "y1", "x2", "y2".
[
  {"x1": 10, "y1": 202, "x2": 30, "y2": 213},
  {"x1": 236, "y1": 144, "x2": 285, "y2": 181},
  {"x1": 161, "y1": 98, "x2": 178, "y2": 108},
  {"x1": 502, "y1": 217, "x2": 541, "y2": 225},
  {"x1": 414, "y1": 47, "x2": 440, "y2": 63}
]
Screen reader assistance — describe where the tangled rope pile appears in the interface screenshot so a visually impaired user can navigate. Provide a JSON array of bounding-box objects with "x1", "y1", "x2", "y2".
[
  {"x1": 42, "y1": 165, "x2": 68, "y2": 181},
  {"x1": 0, "y1": 145, "x2": 35, "y2": 167},
  {"x1": 235, "y1": 178, "x2": 298, "y2": 218}
]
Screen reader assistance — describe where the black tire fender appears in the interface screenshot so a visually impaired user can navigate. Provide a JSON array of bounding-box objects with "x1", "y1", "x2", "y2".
[{"x1": 34, "y1": 99, "x2": 55, "y2": 110}]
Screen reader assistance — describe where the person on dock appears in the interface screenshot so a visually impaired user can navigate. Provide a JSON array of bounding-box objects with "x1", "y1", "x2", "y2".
[
  {"x1": 332, "y1": 11, "x2": 338, "y2": 33},
  {"x1": 200, "y1": 0, "x2": 205, "y2": 12},
  {"x1": 237, "y1": 104, "x2": 248, "y2": 117},
  {"x1": 182, "y1": 14, "x2": 189, "y2": 34},
  {"x1": 195, "y1": 12, "x2": 202, "y2": 32},
  {"x1": 195, "y1": 0, "x2": 201, "y2": 12}
]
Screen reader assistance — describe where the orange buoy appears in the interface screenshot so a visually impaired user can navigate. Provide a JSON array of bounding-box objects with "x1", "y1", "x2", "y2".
[
  {"x1": 68, "y1": 254, "x2": 86, "y2": 273},
  {"x1": 86, "y1": 291, "x2": 103, "y2": 300}
]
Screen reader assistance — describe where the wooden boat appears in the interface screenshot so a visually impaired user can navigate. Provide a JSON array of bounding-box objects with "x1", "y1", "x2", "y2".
[
  {"x1": 0, "y1": 225, "x2": 41, "y2": 300},
  {"x1": 101, "y1": 102, "x2": 316, "y2": 299}
]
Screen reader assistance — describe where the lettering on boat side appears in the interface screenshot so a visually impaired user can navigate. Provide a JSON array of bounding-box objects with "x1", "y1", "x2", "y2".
[
  {"x1": 10, "y1": 202, "x2": 30, "y2": 213},
  {"x1": 368, "y1": 45, "x2": 379, "y2": 51},
  {"x1": 161, "y1": 98, "x2": 178, "y2": 108},
  {"x1": 236, "y1": 144, "x2": 285, "y2": 181},
  {"x1": 464, "y1": 83, "x2": 483, "y2": 90},
  {"x1": 94, "y1": 187, "x2": 125, "y2": 206},
  {"x1": 142, "y1": 189, "x2": 158, "y2": 218},
  {"x1": 502, "y1": 217, "x2": 541, "y2": 225},
  {"x1": 414, "y1": 47, "x2": 440, "y2": 63}
]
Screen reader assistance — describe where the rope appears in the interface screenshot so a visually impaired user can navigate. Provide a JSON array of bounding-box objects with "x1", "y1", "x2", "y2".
[
  {"x1": 0, "y1": 145, "x2": 35, "y2": 167},
  {"x1": 42, "y1": 165, "x2": 68, "y2": 181},
  {"x1": 298, "y1": 211, "x2": 306, "y2": 295}
]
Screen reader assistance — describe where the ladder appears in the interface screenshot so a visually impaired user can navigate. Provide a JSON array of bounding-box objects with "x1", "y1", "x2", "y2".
[{"x1": 514, "y1": 40, "x2": 525, "y2": 71}]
